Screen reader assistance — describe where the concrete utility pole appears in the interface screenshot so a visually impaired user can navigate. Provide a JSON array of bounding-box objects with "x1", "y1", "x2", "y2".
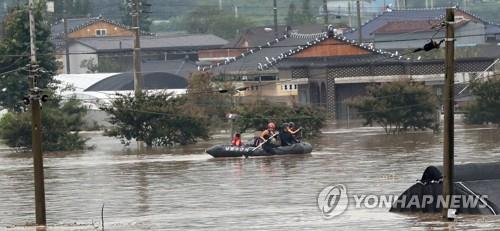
[
  {"x1": 356, "y1": 0, "x2": 362, "y2": 43},
  {"x1": 131, "y1": 0, "x2": 143, "y2": 97},
  {"x1": 348, "y1": 1, "x2": 352, "y2": 27},
  {"x1": 323, "y1": 0, "x2": 328, "y2": 25},
  {"x1": 442, "y1": 8, "x2": 455, "y2": 220},
  {"x1": 29, "y1": 0, "x2": 46, "y2": 226},
  {"x1": 273, "y1": 0, "x2": 278, "y2": 38},
  {"x1": 63, "y1": 0, "x2": 70, "y2": 74}
]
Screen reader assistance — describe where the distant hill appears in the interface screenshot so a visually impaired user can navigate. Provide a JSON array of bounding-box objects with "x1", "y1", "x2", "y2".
[{"x1": 1, "y1": 0, "x2": 499, "y2": 29}]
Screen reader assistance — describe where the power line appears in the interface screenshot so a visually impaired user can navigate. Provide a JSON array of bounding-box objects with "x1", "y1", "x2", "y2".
[{"x1": 0, "y1": 31, "x2": 498, "y2": 58}]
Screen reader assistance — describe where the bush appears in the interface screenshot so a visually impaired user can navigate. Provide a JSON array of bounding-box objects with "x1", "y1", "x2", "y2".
[
  {"x1": 0, "y1": 98, "x2": 89, "y2": 151},
  {"x1": 101, "y1": 92, "x2": 210, "y2": 147},
  {"x1": 349, "y1": 81, "x2": 438, "y2": 134},
  {"x1": 464, "y1": 77, "x2": 500, "y2": 125},
  {"x1": 234, "y1": 101, "x2": 327, "y2": 138}
]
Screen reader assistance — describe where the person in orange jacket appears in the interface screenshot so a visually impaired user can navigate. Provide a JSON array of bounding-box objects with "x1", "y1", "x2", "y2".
[{"x1": 231, "y1": 133, "x2": 243, "y2": 147}]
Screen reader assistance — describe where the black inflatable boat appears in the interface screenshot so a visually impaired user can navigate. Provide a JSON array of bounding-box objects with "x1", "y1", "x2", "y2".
[{"x1": 206, "y1": 142, "x2": 313, "y2": 158}]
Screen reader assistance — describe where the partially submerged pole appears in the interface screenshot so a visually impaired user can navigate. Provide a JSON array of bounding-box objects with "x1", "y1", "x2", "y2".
[
  {"x1": 29, "y1": 0, "x2": 47, "y2": 225},
  {"x1": 442, "y1": 8, "x2": 455, "y2": 220}
]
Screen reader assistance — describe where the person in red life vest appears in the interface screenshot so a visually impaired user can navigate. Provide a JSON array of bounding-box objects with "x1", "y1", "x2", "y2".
[{"x1": 231, "y1": 133, "x2": 243, "y2": 147}]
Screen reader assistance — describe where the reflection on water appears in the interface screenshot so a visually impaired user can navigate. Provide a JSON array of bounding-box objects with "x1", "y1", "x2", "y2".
[{"x1": 1, "y1": 125, "x2": 500, "y2": 230}]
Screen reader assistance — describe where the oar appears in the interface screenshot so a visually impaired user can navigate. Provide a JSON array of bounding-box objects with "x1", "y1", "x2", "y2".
[
  {"x1": 244, "y1": 132, "x2": 279, "y2": 158},
  {"x1": 252, "y1": 132, "x2": 279, "y2": 151}
]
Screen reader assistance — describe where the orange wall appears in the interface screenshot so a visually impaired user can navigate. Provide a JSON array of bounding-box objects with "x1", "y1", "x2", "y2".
[
  {"x1": 293, "y1": 39, "x2": 371, "y2": 58},
  {"x1": 69, "y1": 22, "x2": 133, "y2": 38}
]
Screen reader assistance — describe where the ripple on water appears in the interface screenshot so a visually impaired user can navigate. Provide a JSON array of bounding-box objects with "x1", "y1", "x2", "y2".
[{"x1": 1, "y1": 127, "x2": 500, "y2": 230}]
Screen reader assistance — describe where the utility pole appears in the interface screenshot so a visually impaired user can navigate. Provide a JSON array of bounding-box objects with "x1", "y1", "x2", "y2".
[
  {"x1": 323, "y1": 0, "x2": 328, "y2": 25},
  {"x1": 442, "y1": 8, "x2": 455, "y2": 220},
  {"x1": 273, "y1": 0, "x2": 278, "y2": 38},
  {"x1": 348, "y1": 1, "x2": 352, "y2": 27},
  {"x1": 63, "y1": 0, "x2": 70, "y2": 74},
  {"x1": 219, "y1": 0, "x2": 223, "y2": 10},
  {"x1": 131, "y1": 0, "x2": 142, "y2": 97},
  {"x1": 356, "y1": 0, "x2": 362, "y2": 43},
  {"x1": 29, "y1": 0, "x2": 46, "y2": 226}
]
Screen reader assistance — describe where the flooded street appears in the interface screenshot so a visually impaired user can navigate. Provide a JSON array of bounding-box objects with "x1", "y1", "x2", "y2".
[{"x1": 1, "y1": 125, "x2": 500, "y2": 230}]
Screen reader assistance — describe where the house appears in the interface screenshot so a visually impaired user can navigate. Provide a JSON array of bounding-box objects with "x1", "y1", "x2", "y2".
[
  {"x1": 198, "y1": 25, "x2": 325, "y2": 64},
  {"x1": 66, "y1": 34, "x2": 228, "y2": 74},
  {"x1": 343, "y1": 7, "x2": 500, "y2": 49},
  {"x1": 202, "y1": 26, "x2": 497, "y2": 120},
  {"x1": 51, "y1": 16, "x2": 147, "y2": 74},
  {"x1": 203, "y1": 26, "x2": 387, "y2": 106}
]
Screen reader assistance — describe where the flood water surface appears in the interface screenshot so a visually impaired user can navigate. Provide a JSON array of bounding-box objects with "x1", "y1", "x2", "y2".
[{"x1": 1, "y1": 126, "x2": 500, "y2": 230}]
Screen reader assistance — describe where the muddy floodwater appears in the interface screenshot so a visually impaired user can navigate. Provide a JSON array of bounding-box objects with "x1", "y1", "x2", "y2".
[{"x1": 1, "y1": 125, "x2": 500, "y2": 230}]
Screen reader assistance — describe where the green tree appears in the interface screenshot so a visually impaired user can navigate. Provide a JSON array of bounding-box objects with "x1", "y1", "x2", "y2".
[
  {"x1": 234, "y1": 100, "x2": 327, "y2": 138},
  {"x1": 102, "y1": 92, "x2": 210, "y2": 147},
  {"x1": 301, "y1": 0, "x2": 314, "y2": 24},
  {"x1": 349, "y1": 81, "x2": 438, "y2": 134},
  {"x1": 464, "y1": 77, "x2": 500, "y2": 125},
  {"x1": 0, "y1": 96, "x2": 89, "y2": 151},
  {"x1": 179, "y1": 6, "x2": 254, "y2": 40},
  {"x1": 186, "y1": 71, "x2": 233, "y2": 124},
  {"x1": 286, "y1": 3, "x2": 300, "y2": 26},
  {"x1": 0, "y1": 2, "x2": 59, "y2": 112},
  {"x1": 120, "y1": 0, "x2": 152, "y2": 32},
  {"x1": 54, "y1": 0, "x2": 92, "y2": 18}
]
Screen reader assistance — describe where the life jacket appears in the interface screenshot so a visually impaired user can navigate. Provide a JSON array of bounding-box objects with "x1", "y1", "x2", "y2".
[{"x1": 231, "y1": 137, "x2": 242, "y2": 146}]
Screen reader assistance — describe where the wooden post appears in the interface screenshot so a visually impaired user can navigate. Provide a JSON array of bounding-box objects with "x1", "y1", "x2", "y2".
[
  {"x1": 29, "y1": 0, "x2": 46, "y2": 226},
  {"x1": 442, "y1": 8, "x2": 455, "y2": 220}
]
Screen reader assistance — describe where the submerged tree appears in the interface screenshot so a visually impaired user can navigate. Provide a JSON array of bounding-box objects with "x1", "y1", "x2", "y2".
[
  {"x1": 185, "y1": 71, "x2": 233, "y2": 124},
  {"x1": 464, "y1": 77, "x2": 500, "y2": 125},
  {"x1": 349, "y1": 81, "x2": 438, "y2": 134},
  {"x1": 102, "y1": 92, "x2": 210, "y2": 147},
  {"x1": 0, "y1": 96, "x2": 89, "y2": 151}
]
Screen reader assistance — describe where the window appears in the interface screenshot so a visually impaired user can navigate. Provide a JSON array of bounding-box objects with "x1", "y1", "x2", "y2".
[
  {"x1": 96, "y1": 29, "x2": 107, "y2": 37},
  {"x1": 294, "y1": 84, "x2": 298, "y2": 90},
  {"x1": 284, "y1": 85, "x2": 288, "y2": 90},
  {"x1": 289, "y1": 85, "x2": 293, "y2": 90}
]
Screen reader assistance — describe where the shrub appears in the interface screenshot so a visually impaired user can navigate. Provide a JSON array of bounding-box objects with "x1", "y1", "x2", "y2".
[
  {"x1": 0, "y1": 98, "x2": 89, "y2": 151},
  {"x1": 349, "y1": 81, "x2": 438, "y2": 134},
  {"x1": 101, "y1": 92, "x2": 210, "y2": 147}
]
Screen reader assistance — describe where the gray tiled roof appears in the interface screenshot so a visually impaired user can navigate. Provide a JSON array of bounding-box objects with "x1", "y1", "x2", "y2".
[
  {"x1": 225, "y1": 24, "x2": 328, "y2": 48},
  {"x1": 206, "y1": 27, "x2": 401, "y2": 74},
  {"x1": 344, "y1": 8, "x2": 446, "y2": 41},
  {"x1": 214, "y1": 36, "x2": 317, "y2": 73},
  {"x1": 73, "y1": 34, "x2": 228, "y2": 51},
  {"x1": 344, "y1": 8, "x2": 500, "y2": 42}
]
